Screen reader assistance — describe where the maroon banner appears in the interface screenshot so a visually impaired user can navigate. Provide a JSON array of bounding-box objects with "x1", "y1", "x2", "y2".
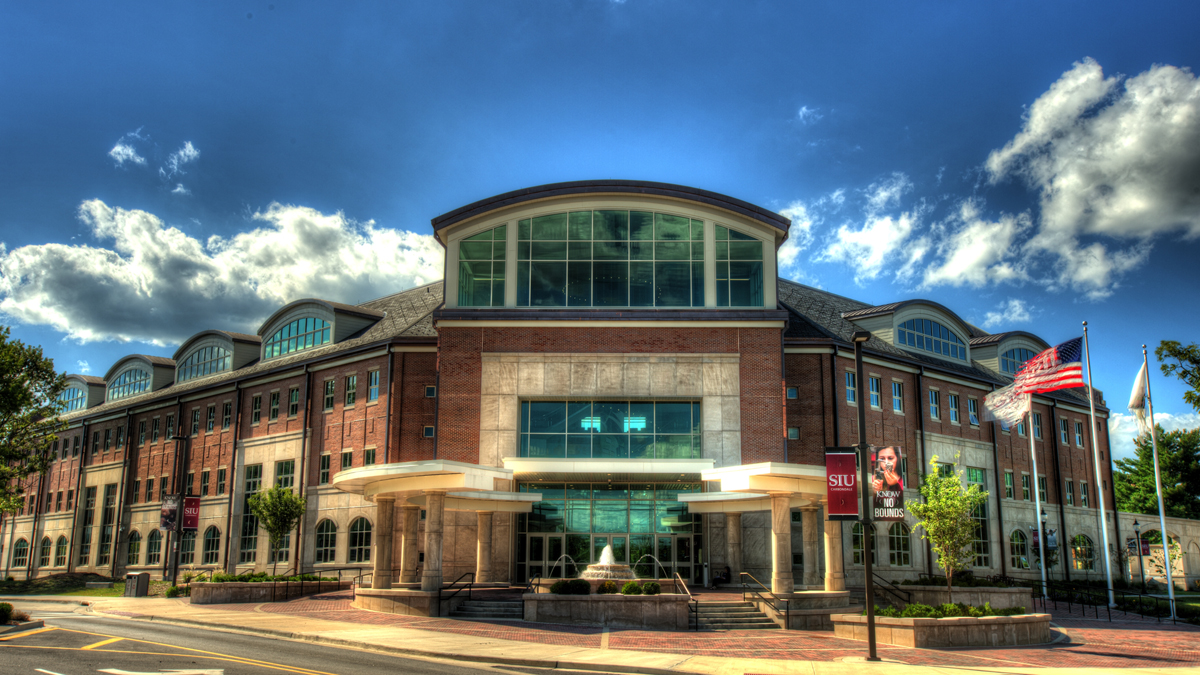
[
  {"x1": 825, "y1": 451, "x2": 859, "y2": 520},
  {"x1": 182, "y1": 496, "x2": 201, "y2": 531}
]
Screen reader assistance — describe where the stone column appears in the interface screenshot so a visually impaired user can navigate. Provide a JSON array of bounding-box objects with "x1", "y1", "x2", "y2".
[
  {"x1": 824, "y1": 507, "x2": 846, "y2": 592},
  {"x1": 475, "y1": 511, "x2": 493, "y2": 583},
  {"x1": 371, "y1": 496, "x2": 395, "y2": 589},
  {"x1": 421, "y1": 491, "x2": 446, "y2": 592},
  {"x1": 770, "y1": 494, "x2": 794, "y2": 594},
  {"x1": 399, "y1": 504, "x2": 419, "y2": 584},
  {"x1": 725, "y1": 512, "x2": 743, "y2": 583},
  {"x1": 801, "y1": 506, "x2": 820, "y2": 587}
]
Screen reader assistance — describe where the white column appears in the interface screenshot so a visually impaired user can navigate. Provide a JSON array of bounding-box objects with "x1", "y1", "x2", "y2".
[
  {"x1": 420, "y1": 491, "x2": 445, "y2": 592},
  {"x1": 824, "y1": 507, "x2": 846, "y2": 592},
  {"x1": 726, "y1": 512, "x2": 743, "y2": 583},
  {"x1": 371, "y1": 496, "x2": 395, "y2": 589},
  {"x1": 475, "y1": 511, "x2": 493, "y2": 583},
  {"x1": 771, "y1": 494, "x2": 794, "y2": 594},
  {"x1": 801, "y1": 506, "x2": 820, "y2": 587},
  {"x1": 400, "y1": 504, "x2": 419, "y2": 584}
]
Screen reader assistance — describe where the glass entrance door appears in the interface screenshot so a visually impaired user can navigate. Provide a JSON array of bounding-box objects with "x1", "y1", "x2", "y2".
[{"x1": 525, "y1": 534, "x2": 569, "y2": 580}]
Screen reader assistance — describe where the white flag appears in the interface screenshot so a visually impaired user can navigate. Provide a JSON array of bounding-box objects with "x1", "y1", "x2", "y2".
[
  {"x1": 984, "y1": 382, "x2": 1030, "y2": 426},
  {"x1": 1129, "y1": 361, "x2": 1151, "y2": 437}
]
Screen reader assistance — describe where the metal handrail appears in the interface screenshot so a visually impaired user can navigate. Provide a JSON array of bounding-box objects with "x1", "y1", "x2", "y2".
[
  {"x1": 437, "y1": 571, "x2": 475, "y2": 610},
  {"x1": 740, "y1": 572, "x2": 789, "y2": 630},
  {"x1": 871, "y1": 572, "x2": 911, "y2": 606},
  {"x1": 524, "y1": 574, "x2": 542, "y2": 595},
  {"x1": 674, "y1": 572, "x2": 698, "y2": 631},
  {"x1": 352, "y1": 567, "x2": 404, "y2": 598}
]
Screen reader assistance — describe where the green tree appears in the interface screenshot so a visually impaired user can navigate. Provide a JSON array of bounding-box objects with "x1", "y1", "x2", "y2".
[
  {"x1": 907, "y1": 453, "x2": 988, "y2": 601},
  {"x1": 1114, "y1": 426, "x2": 1200, "y2": 520},
  {"x1": 0, "y1": 326, "x2": 67, "y2": 515},
  {"x1": 1156, "y1": 341, "x2": 1200, "y2": 414},
  {"x1": 247, "y1": 485, "x2": 307, "y2": 575}
]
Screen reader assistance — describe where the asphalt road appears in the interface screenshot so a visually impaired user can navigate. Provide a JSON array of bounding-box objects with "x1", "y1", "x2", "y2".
[{"x1": 1, "y1": 602, "x2": 549, "y2": 675}]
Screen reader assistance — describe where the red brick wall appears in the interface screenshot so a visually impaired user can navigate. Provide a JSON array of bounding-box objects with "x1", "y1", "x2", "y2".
[
  {"x1": 392, "y1": 352, "x2": 438, "y2": 463},
  {"x1": 306, "y1": 355, "x2": 390, "y2": 485}
]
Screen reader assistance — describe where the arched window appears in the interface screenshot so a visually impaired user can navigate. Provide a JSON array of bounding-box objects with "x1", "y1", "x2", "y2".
[
  {"x1": 1001, "y1": 348, "x2": 1038, "y2": 374},
  {"x1": 55, "y1": 536, "x2": 68, "y2": 567},
  {"x1": 147, "y1": 530, "x2": 162, "y2": 566},
  {"x1": 457, "y1": 225, "x2": 507, "y2": 307},
  {"x1": 178, "y1": 346, "x2": 232, "y2": 382},
  {"x1": 12, "y1": 539, "x2": 29, "y2": 567},
  {"x1": 264, "y1": 317, "x2": 331, "y2": 359},
  {"x1": 852, "y1": 523, "x2": 876, "y2": 565},
  {"x1": 108, "y1": 368, "x2": 151, "y2": 400},
  {"x1": 896, "y1": 319, "x2": 966, "y2": 360},
  {"x1": 1009, "y1": 530, "x2": 1029, "y2": 570},
  {"x1": 179, "y1": 530, "x2": 196, "y2": 565},
  {"x1": 58, "y1": 387, "x2": 87, "y2": 412},
  {"x1": 315, "y1": 520, "x2": 337, "y2": 563},
  {"x1": 348, "y1": 518, "x2": 372, "y2": 564},
  {"x1": 127, "y1": 531, "x2": 142, "y2": 566},
  {"x1": 203, "y1": 526, "x2": 221, "y2": 565},
  {"x1": 39, "y1": 537, "x2": 52, "y2": 568},
  {"x1": 888, "y1": 523, "x2": 911, "y2": 567},
  {"x1": 1072, "y1": 534, "x2": 1095, "y2": 571}
]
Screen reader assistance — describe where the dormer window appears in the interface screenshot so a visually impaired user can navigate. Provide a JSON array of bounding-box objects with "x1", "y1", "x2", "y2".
[
  {"x1": 264, "y1": 317, "x2": 330, "y2": 360},
  {"x1": 1001, "y1": 347, "x2": 1038, "y2": 374},
  {"x1": 178, "y1": 346, "x2": 232, "y2": 383},
  {"x1": 108, "y1": 369, "x2": 151, "y2": 401},
  {"x1": 897, "y1": 319, "x2": 966, "y2": 360},
  {"x1": 58, "y1": 387, "x2": 86, "y2": 412}
]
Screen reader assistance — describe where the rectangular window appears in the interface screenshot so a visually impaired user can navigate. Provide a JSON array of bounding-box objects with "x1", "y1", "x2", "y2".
[
  {"x1": 115, "y1": 426, "x2": 124, "y2": 448},
  {"x1": 966, "y1": 468, "x2": 990, "y2": 567},
  {"x1": 91, "y1": 431, "x2": 99, "y2": 455},
  {"x1": 201, "y1": 470, "x2": 210, "y2": 496},
  {"x1": 269, "y1": 392, "x2": 280, "y2": 421},
  {"x1": 364, "y1": 447, "x2": 376, "y2": 466},
  {"x1": 146, "y1": 478, "x2": 154, "y2": 502},
  {"x1": 1038, "y1": 475, "x2": 1047, "y2": 503},
  {"x1": 166, "y1": 414, "x2": 175, "y2": 438},
  {"x1": 206, "y1": 405, "x2": 216, "y2": 433},
  {"x1": 787, "y1": 427, "x2": 799, "y2": 440},
  {"x1": 948, "y1": 394, "x2": 960, "y2": 424},
  {"x1": 869, "y1": 376, "x2": 881, "y2": 408},
  {"x1": 251, "y1": 395, "x2": 262, "y2": 424},
  {"x1": 151, "y1": 418, "x2": 160, "y2": 443},
  {"x1": 324, "y1": 380, "x2": 335, "y2": 410},
  {"x1": 240, "y1": 514, "x2": 258, "y2": 564},
  {"x1": 275, "y1": 460, "x2": 295, "y2": 489},
  {"x1": 103, "y1": 429, "x2": 111, "y2": 452},
  {"x1": 223, "y1": 402, "x2": 232, "y2": 429},
  {"x1": 56, "y1": 491, "x2": 63, "y2": 511},
  {"x1": 1060, "y1": 418, "x2": 1070, "y2": 444},
  {"x1": 845, "y1": 372, "x2": 857, "y2": 404},
  {"x1": 929, "y1": 390, "x2": 940, "y2": 420},
  {"x1": 1075, "y1": 421, "x2": 1085, "y2": 447},
  {"x1": 1022, "y1": 474, "x2": 1031, "y2": 501},
  {"x1": 341, "y1": 450, "x2": 353, "y2": 470},
  {"x1": 288, "y1": 388, "x2": 299, "y2": 416},
  {"x1": 67, "y1": 489, "x2": 74, "y2": 510},
  {"x1": 423, "y1": 425, "x2": 436, "y2": 438},
  {"x1": 78, "y1": 486, "x2": 96, "y2": 566},
  {"x1": 73, "y1": 436, "x2": 80, "y2": 456},
  {"x1": 368, "y1": 371, "x2": 380, "y2": 402},
  {"x1": 186, "y1": 472, "x2": 195, "y2": 496},
  {"x1": 1032, "y1": 413, "x2": 1042, "y2": 439},
  {"x1": 1081, "y1": 482, "x2": 1089, "y2": 507},
  {"x1": 191, "y1": 408, "x2": 201, "y2": 436},
  {"x1": 217, "y1": 468, "x2": 226, "y2": 495},
  {"x1": 968, "y1": 399, "x2": 979, "y2": 426},
  {"x1": 425, "y1": 385, "x2": 437, "y2": 398},
  {"x1": 138, "y1": 421, "x2": 146, "y2": 445},
  {"x1": 244, "y1": 464, "x2": 262, "y2": 495},
  {"x1": 1004, "y1": 471, "x2": 1014, "y2": 499},
  {"x1": 786, "y1": 386, "x2": 798, "y2": 399},
  {"x1": 890, "y1": 382, "x2": 902, "y2": 413},
  {"x1": 1017, "y1": 420, "x2": 1026, "y2": 436},
  {"x1": 937, "y1": 462, "x2": 954, "y2": 478},
  {"x1": 319, "y1": 454, "x2": 330, "y2": 485},
  {"x1": 131, "y1": 480, "x2": 140, "y2": 505},
  {"x1": 160, "y1": 476, "x2": 169, "y2": 500},
  {"x1": 345, "y1": 375, "x2": 357, "y2": 407}
]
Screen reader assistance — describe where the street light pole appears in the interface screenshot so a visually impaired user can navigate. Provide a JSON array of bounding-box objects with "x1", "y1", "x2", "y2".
[
  {"x1": 1041, "y1": 509, "x2": 1049, "y2": 581},
  {"x1": 1134, "y1": 520, "x2": 1146, "y2": 592},
  {"x1": 852, "y1": 330, "x2": 879, "y2": 662}
]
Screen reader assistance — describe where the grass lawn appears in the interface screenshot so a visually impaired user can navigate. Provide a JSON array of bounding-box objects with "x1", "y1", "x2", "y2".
[{"x1": 0, "y1": 573, "x2": 174, "y2": 597}]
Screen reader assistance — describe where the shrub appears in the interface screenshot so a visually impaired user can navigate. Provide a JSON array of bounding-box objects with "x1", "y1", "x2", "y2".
[
  {"x1": 597, "y1": 580, "x2": 619, "y2": 594},
  {"x1": 567, "y1": 579, "x2": 592, "y2": 595},
  {"x1": 871, "y1": 602, "x2": 1028, "y2": 619},
  {"x1": 550, "y1": 580, "x2": 569, "y2": 594},
  {"x1": 642, "y1": 581, "x2": 661, "y2": 595},
  {"x1": 165, "y1": 586, "x2": 182, "y2": 598},
  {"x1": 901, "y1": 603, "x2": 934, "y2": 618},
  {"x1": 0, "y1": 602, "x2": 12, "y2": 624},
  {"x1": 11, "y1": 610, "x2": 30, "y2": 622},
  {"x1": 621, "y1": 581, "x2": 643, "y2": 595}
]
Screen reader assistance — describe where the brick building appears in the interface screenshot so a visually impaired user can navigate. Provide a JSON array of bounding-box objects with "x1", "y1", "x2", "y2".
[{"x1": 3, "y1": 180, "x2": 1197, "y2": 592}]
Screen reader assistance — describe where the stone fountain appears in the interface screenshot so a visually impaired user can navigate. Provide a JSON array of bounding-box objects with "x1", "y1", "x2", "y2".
[{"x1": 579, "y1": 545, "x2": 637, "y2": 580}]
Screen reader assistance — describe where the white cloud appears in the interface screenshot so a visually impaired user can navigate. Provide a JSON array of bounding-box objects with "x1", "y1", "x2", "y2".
[
  {"x1": 76, "y1": 360, "x2": 90, "y2": 374},
  {"x1": 777, "y1": 201, "x2": 815, "y2": 272},
  {"x1": 818, "y1": 173, "x2": 921, "y2": 284},
  {"x1": 1108, "y1": 411, "x2": 1200, "y2": 461},
  {"x1": 160, "y1": 141, "x2": 200, "y2": 180},
  {"x1": 0, "y1": 200, "x2": 443, "y2": 346},
  {"x1": 796, "y1": 106, "x2": 823, "y2": 124},
  {"x1": 920, "y1": 200, "x2": 1030, "y2": 289},
  {"x1": 988, "y1": 58, "x2": 1200, "y2": 297},
  {"x1": 108, "y1": 143, "x2": 145, "y2": 166},
  {"x1": 171, "y1": 184, "x2": 191, "y2": 196},
  {"x1": 981, "y1": 298, "x2": 1034, "y2": 330}
]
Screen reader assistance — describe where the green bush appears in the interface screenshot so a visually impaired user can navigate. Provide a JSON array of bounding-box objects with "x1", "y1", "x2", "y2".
[
  {"x1": 642, "y1": 581, "x2": 661, "y2": 595},
  {"x1": 621, "y1": 581, "x2": 643, "y2": 595},
  {"x1": 165, "y1": 586, "x2": 182, "y2": 598},
  {"x1": 0, "y1": 602, "x2": 12, "y2": 624},
  {"x1": 567, "y1": 579, "x2": 591, "y2": 595},
  {"x1": 597, "y1": 580, "x2": 619, "y2": 594},
  {"x1": 550, "y1": 580, "x2": 569, "y2": 594},
  {"x1": 900, "y1": 603, "x2": 934, "y2": 617},
  {"x1": 871, "y1": 602, "x2": 1028, "y2": 619}
]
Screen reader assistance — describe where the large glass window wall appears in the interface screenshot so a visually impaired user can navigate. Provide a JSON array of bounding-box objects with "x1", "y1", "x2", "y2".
[
  {"x1": 108, "y1": 369, "x2": 151, "y2": 401},
  {"x1": 897, "y1": 318, "x2": 967, "y2": 360},
  {"x1": 714, "y1": 225, "x2": 764, "y2": 306},
  {"x1": 58, "y1": 387, "x2": 86, "y2": 412},
  {"x1": 457, "y1": 225, "x2": 506, "y2": 307},
  {"x1": 519, "y1": 400, "x2": 701, "y2": 459},
  {"x1": 264, "y1": 317, "x2": 330, "y2": 360}
]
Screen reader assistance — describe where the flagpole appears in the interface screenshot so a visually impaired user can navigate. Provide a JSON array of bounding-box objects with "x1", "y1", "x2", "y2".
[
  {"x1": 1143, "y1": 345, "x2": 1177, "y2": 619},
  {"x1": 1029, "y1": 408, "x2": 1048, "y2": 591},
  {"x1": 1082, "y1": 322, "x2": 1115, "y2": 606}
]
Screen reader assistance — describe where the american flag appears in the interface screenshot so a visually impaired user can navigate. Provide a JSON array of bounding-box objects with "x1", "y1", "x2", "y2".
[{"x1": 1013, "y1": 337, "x2": 1084, "y2": 395}]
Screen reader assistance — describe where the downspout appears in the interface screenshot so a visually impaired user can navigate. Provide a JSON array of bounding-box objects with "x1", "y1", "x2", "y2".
[
  {"x1": 989, "y1": 385, "x2": 1006, "y2": 577},
  {"x1": 222, "y1": 388, "x2": 243, "y2": 573},
  {"x1": 781, "y1": 329, "x2": 787, "y2": 463},
  {"x1": 829, "y1": 349, "x2": 840, "y2": 446},
  {"x1": 1049, "y1": 401, "x2": 1069, "y2": 581},
  {"x1": 109, "y1": 411, "x2": 133, "y2": 579},
  {"x1": 293, "y1": 365, "x2": 311, "y2": 573},
  {"x1": 916, "y1": 367, "x2": 932, "y2": 578},
  {"x1": 432, "y1": 332, "x2": 443, "y2": 459},
  {"x1": 384, "y1": 349, "x2": 394, "y2": 463},
  {"x1": 67, "y1": 421, "x2": 89, "y2": 574}
]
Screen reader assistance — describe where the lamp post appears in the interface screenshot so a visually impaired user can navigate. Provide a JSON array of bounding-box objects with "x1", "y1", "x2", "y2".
[
  {"x1": 852, "y1": 330, "x2": 879, "y2": 662},
  {"x1": 1133, "y1": 520, "x2": 1146, "y2": 592}
]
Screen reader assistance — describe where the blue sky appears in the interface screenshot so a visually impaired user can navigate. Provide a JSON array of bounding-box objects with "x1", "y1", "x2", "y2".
[{"x1": 3, "y1": 2, "x2": 1199, "y2": 459}]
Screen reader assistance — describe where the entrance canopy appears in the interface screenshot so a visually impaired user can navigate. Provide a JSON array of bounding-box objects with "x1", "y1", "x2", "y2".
[
  {"x1": 701, "y1": 462, "x2": 826, "y2": 496},
  {"x1": 503, "y1": 456, "x2": 714, "y2": 482},
  {"x1": 332, "y1": 459, "x2": 539, "y2": 512}
]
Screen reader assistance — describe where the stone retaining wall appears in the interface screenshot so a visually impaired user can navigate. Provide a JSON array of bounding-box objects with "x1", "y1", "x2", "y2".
[
  {"x1": 523, "y1": 593, "x2": 690, "y2": 630},
  {"x1": 832, "y1": 613, "x2": 1052, "y2": 648},
  {"x1": 888, "y1": 585, "x2": 1031, "y2": 610},
  {"x1": 189, "y1": 580, "x2": 354, "y2": 605}
]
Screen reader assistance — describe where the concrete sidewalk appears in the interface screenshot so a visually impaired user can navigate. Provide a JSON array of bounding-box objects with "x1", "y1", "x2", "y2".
[{"x1": 5, "y1": 593, "x2": 1199, "y2": 675}]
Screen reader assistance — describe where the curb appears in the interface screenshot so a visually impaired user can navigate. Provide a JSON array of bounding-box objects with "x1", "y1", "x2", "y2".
[
  {"x1": 0, "y1": 620, "x2": 46, "y2": 635},
  {"x1": 0, "y1": 596, "x2": 92, "y2": 605},
  {"x1": 89, "y1": 608, "x2": 696, "y2": 675}
]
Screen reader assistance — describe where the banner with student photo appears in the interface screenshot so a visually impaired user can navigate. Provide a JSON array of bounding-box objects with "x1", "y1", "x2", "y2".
[{"x1": 871, "y1": 445, "x2": 906, "y2": 521}]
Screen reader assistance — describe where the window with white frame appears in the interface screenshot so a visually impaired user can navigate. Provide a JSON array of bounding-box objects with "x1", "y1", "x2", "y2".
[
  {"x1": 1080, "y1": 482, "x2": 1089, "y2": 507},
  {"x1": 845, "y1": 372, "x2": 857, "y2": 404},
  {"x1": 968, "y1": 398, "x2": 979, "y2": 426},
  {"x1": 929, "y1": 390, "x2": 940, "y2": 420},
  {"x1": 888, "y1": 523, "x2": 911, "y2": 566},
  {"x1": 892, "y1": 382, "x2": 903, "y2": 413},
  {"x1": 948, "y1": 393, "x2": 960, "y2": 423},
  {"x1": 896, "y1": 318, "x2": 967, "y2": 360},
  {"x1": 264, "y1": 317, "x2": 330, "y2": 360},
  {"x1": 1075, "y1": 421, "x2": 1084, "y2": 447},
  {"x1": 869, "y1": 376, "x2": 881, "y2": 408}
]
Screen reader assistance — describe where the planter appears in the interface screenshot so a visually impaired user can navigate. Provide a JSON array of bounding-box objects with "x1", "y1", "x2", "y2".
[
  {"x1": 532, "y1": 578, "x2": 677, "y2": 595},
  {"x1": 189, "y1": 580, "x2": 354, "y2": 604},
  {"x1": 890, "y1": 585, "x2": 1031, "y2": 610},
  {"x1": 523, "y1": 592, "x2": 690, "y2": 630},
  {"x1": 832, "y1": 613, "x2": 1052, "y2": 648}
]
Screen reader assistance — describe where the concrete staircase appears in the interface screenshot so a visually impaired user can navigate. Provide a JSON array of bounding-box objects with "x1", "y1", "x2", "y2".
[
  {"x1": 695, "y1": 601, "x2": 780, "y2": 630},
  {"x1": 450, "y1": 599, "x2": 524, "y2": 621}
]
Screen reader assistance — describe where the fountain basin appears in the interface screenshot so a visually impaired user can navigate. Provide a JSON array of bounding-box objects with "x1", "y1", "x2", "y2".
[{"x1": 532, "y1": 577, "x2": 680, "y2": 595}]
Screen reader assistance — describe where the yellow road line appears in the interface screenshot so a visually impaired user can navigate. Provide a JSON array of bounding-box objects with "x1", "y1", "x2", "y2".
[
  {"x1": 0, "y1": 626, "x2": 58, "y2": 641},
  {"x1": 82, "y1": 636, "x2": 124, "y2": 650},
  {"x1": 1, "y1": 644, "x2": 335, "y2": 675}
]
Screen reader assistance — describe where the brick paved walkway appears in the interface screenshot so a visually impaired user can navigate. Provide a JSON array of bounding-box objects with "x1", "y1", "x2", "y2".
[{"x1": 176, "y1": 589, "x2": 1200, "y2": 669}]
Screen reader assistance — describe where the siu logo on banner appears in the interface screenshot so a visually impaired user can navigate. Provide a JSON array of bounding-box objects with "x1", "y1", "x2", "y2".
[
  {"x1": 825, "y1": 448, "x2": 859, "y2": 521},
  {"x1": 183, "y1": 496, "x2": 201, "y2": 531}
]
